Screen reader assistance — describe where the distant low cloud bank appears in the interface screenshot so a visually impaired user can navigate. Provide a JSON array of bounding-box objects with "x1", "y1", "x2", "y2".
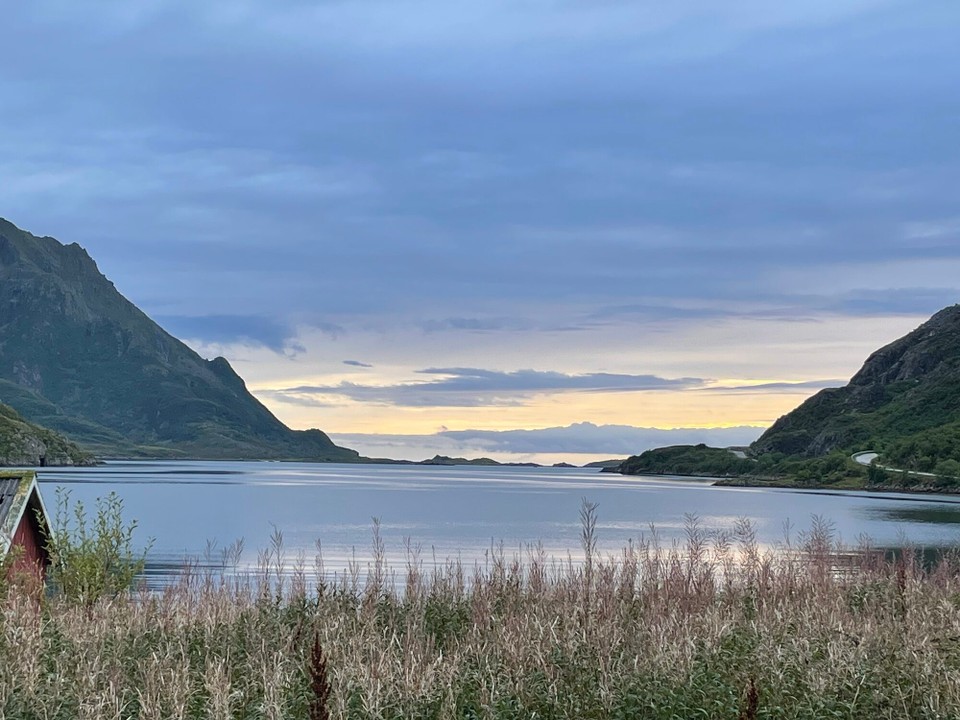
[
  {"x1": 707, "y1": 380, "x2": 844, "y2": 393},
  {"x1": 331, "y1": 422, "x2": 764, "y2": 461}
]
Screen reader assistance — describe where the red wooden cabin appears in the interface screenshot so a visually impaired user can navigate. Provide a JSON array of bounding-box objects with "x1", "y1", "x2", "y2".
[{"x1": 1, "y1": 471, "x2": 51, "y2": 582}]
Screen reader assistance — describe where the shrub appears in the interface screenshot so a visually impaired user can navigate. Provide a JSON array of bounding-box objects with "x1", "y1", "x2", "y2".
[
  {"x1": 42, "y1": 489, "x2": 152, "y2": 602},
  {"x1": 867, "y1": 463, "x2": 888, "y2": 485},
  {"x1": 935, "y1": 459, "x2": 960, "y2": 480}
]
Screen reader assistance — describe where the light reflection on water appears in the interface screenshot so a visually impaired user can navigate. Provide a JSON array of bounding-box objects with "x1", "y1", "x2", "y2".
[{"x1": 36, "y1": 460, "x2": 960, "y2": 587}]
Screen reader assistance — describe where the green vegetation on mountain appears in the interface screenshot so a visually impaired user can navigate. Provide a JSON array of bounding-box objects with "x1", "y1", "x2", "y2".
[
  {"x1": 611, "y1": 444, "x2": 755, "y2": 477},
  {"x1": 0, "y1": 401, "x2": 93, "y2": 466},
  {"x1": 0, "y1": 218, "x2": 359, "y2": 461},
  {"x1": 753, "y1": 305, "x2": 960, "y2": 473},
  {"x1": 880, "y1": 425, "x2": 960, "y2": 474},
  {"x1": 611, "y1": 444, "x2": 866, "y2": 486}
]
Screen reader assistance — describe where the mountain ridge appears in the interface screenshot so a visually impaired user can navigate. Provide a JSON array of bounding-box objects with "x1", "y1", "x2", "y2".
[
  {"x1": 752, "y1": 305, "x2": 960, "y2": 467},
  {"x1": 0, "y1": 218, "x2": 359, "y2": 461}
]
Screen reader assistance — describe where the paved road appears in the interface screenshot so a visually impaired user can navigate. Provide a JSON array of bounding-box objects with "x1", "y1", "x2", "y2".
[{"x1": 851, "y1": 451, "x2": 938, "y2": 478}]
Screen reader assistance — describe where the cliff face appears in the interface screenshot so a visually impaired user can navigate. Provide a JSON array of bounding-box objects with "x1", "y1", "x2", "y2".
[
  {"x1": 0, "y1": 402, "x2": 93, "y2": 466},
  {"x1": 0, "y1": 218, "x2": 359, "y2": 461},
  {"x1": 847, "y1": 306, "x2": 960, "y2": 387},
  {"x1": 752, "y1": 305, "x2": 960, "y2": 459}
]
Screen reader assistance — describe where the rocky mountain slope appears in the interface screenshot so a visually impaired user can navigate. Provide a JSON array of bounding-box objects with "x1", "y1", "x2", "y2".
[
  {"x1": 752, "y1": 305, "x2": 960, "y2": 471},
  {"x1": 0, "y1": 401, "x2": 93, "y2": 466},
  {"x1": 0, "y1": 218, "x2": 359, "y2": 461}
]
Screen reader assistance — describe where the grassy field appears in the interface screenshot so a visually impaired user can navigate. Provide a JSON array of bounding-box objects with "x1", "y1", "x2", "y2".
[{"x1": 3, "y1": 514, "x2": 960, "y2": 719}]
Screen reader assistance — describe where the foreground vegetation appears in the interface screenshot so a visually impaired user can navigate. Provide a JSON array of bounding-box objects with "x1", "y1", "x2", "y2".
[{"x1": 4, "y1": 508, "x2": 960, "y2": 719}]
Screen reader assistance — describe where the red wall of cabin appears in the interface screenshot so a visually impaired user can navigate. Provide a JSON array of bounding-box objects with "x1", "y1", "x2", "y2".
[{"x1": 9, "y1": 503, "x2": 47, "y2": 580}]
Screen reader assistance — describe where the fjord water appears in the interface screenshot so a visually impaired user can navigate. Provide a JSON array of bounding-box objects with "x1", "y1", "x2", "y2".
[{"x1": 38, "y1": 461, "x2": 960, "y2": 585}]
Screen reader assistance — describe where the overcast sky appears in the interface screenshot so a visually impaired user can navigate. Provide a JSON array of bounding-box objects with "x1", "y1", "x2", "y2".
[{"x1": 3, "y1": 1, "x2": 958, "y2": 462}]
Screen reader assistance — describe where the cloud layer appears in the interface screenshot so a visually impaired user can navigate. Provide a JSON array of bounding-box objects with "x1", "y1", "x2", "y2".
[
  {"x1": 331, "y1": 422, "x2": 765, "y2": 461},
  {"x1": 268, "y1": 368, "x2": 708, "y2": 407},
  {"x1": 2, "y1": 0, "x2": 958, "y2": 342},
  {"x1": 1, "y1": 1, "x2": 958, "y2": 440}
]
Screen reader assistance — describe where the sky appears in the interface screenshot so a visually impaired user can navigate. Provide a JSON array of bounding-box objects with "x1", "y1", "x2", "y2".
[{"x1": 2, "y1": 1, "x2": 959, "y2": 463}]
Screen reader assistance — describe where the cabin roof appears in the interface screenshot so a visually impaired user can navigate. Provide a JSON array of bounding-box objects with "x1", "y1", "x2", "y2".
[{"x1": 0, "y1": 471, "x2": 49, "y2": 557}]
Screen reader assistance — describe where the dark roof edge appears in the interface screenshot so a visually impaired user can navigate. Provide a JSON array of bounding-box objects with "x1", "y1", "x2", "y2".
[{"x1": 0, "y1": 471, "x2": 47, "y2": 557}]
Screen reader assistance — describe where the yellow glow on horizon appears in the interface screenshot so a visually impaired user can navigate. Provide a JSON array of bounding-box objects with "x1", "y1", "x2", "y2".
[
  {"x1": 216, "y1": 313, "x2": 927, "y2": 450},
  {"x1": 253, "y1": 385, "x2": 816, "y2": 435}
]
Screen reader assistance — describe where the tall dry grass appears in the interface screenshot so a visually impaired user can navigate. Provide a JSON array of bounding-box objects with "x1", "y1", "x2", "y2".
[{"x1": 2, "y1": 511, "x2": 960, "y2": 719}]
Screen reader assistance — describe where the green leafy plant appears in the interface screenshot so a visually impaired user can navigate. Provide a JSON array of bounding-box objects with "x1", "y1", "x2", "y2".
[{"x1": 43, "y1": 488, "x2": 152, "y2": 602}]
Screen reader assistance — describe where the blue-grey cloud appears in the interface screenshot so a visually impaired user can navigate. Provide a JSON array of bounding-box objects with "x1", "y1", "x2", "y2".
[
  {"x1": 702, "y1": 380, "x2": 844, "y2": 394},
  {"x1": 1, "y1": 0, "x2": 958, "y2": 347},
  {"x1": 156, "y1": 314, "x2": 297, "y2": 352},
  {"x1": 821, "y1": 289, "x2": 960, "y2": 317},
  {"x1": 588, "y1": 288, "x2": 960, "y2": 326},
  {"x1": 156, "y1": 314, "x2": 343, "y2": 352},
  {"x1": 267, "y1": 368, "x2": 709, "y2": 407},
  {"x1": 331, "y1": 422, "x2": 765, "y2": 459},
  {"x1": 343, "y1": 360, "x2": 373, "y2": 368},
  {"x1": 419, "y1": 317, "x2": 530, "y2": 333},
  {"x1": 413, "y1": 368, "x2": 705, "y2": 392}
]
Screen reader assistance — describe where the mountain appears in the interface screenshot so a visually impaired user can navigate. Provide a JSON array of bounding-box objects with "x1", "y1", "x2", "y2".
[
  {"x1": 583, "y1": 459, "x2": 627, "y2": 469},
  {"x1": 0, "y1": 401, "x2": 93, "y2": 466},
  {"x1": 419, "y1": 454, "x2": 540, "y2": 467},
  {"x1": 611, "y1": 444, "x2": 753, "y2": 477},
  {"x1": 0, "y1": 218, "x2": 359, "y2": 461},
  {"x1": 753, "y1": 305, "x2": 960, "y2": 472}
]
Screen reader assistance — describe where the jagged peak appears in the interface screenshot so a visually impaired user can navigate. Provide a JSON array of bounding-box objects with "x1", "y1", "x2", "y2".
[
  {"x1": 208, "y1": 356, "x2": 247, "y2": 387},
  {"x1": 850, "y1": 303, "x2": 960, "y2": 387},
  {"x1": 0, "y1": 217, "x2": 102, "y2": 280}
]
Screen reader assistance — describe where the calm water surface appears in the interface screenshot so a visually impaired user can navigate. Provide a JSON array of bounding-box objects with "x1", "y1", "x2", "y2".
[{"x1": 37, "y1": 461, "x2": 960, "y2": 585}]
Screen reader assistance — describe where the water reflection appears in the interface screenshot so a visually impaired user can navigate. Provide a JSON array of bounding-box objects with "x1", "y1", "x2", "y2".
[
  {"x1": 867, "y1": 506, "x2": 960, "y2": 525},
  {"x1": 36, "y1": 460, "x2": 960, "y2": 587}
]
